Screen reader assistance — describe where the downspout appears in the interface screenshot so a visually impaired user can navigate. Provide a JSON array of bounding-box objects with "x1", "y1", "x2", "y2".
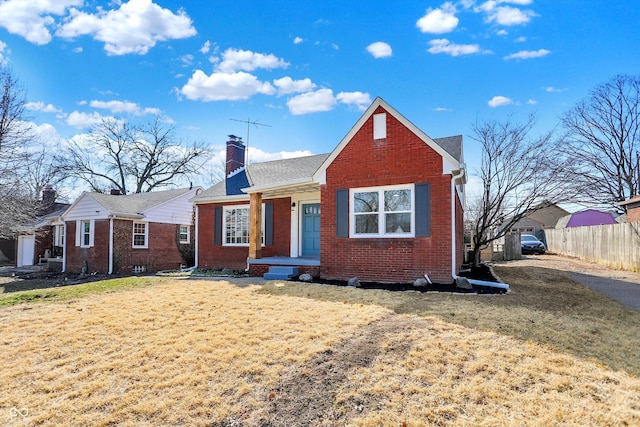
[
  {"x1": 451, "y1": 166, "x2": 466, "y2": 280},
  {"x1": 194, "y1": 205, "x2": 199, "y2": 269},
  {"x1": 108, "y1": 215, "x2": 114, "y2": 275},
  {"x1": 450, "y1": 166, "x2": 510, "y2": 291},
  {"x1": 62, "y1": 222, "x2": 67, "y2": 273}
]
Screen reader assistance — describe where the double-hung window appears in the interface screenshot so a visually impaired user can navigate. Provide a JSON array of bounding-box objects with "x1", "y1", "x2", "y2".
[
  {"x1": 351, "y1": 185, "x2": 414, "y2": 237},
  {"x1": 179, "y1": 225, "x2": 190, "y2": 244},
  {"x1": 223, "y1": 205, "x2": 265, "y2": 246},
  {"x1": 132, "y1": 222, "x2": 148, "y2": 248},
  {"x1": 80, "y1": 220, "x2": 93, "y2": 247}
]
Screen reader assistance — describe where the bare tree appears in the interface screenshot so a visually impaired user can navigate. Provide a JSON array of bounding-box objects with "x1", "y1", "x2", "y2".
[
  {"x1": 560, "y1": 74, "x2": 640, "y2": 211},
  {"x1": 467, "y1": 116, "x2": 571, "y2": 267},
  {"x1": 56, "y1": 116, "x2": 209, "y2": 194},
  {"x1": 0, "y1": 67, "x2": 40, "y2": 239}
]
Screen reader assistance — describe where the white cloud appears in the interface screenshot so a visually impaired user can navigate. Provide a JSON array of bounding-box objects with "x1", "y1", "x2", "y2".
[
  {"x1": 0, "y1": 40, "x2": 9, "y2": 65},
  {"x1": 215, "y1": 48, "x2": 289, "y2": 73},
  {"x1": 427, "y1": 38, "x2": 486, "y2": 56},
  {"x1": 66, "y1": 110, "x2": 111, "y2": 128},
  {"x1": 336, "y1": 92, "x2": 371, "y2": 111},
  {"x1": 366, "y1": 41, "x2": 392, "y2": 58},
  {"x1": 515, "y1": 36, "x2": 527, "y2": 42},
  {"x1": 89, "y1": 100, "x2": 161, "y2": 116},
  {"x1": 488, "y1": 95, "x2": 514, "y2": 107},
  {"x1": 435, "y1": 107, "x2": 452, "y2": 112},
  {"x1": 57, "y1": 0, "x2": 196, "y2": 55},
  {"x1": 180, "y1": 70, "x2": 275, "y2": 102},
  {"x1": 496, "y1": 29, "x2": 508, "y2": 36},
  {"x1": 483, "y1": 5, "x2": 536, "y2": 26},
  {"x1": 273, "y1": 77, "x2": 316, "y2": 95},
  {"x1": 0, "y1": 0, "x2": 81, "y2": 45},
  {"x1": 293, "y1": 37, "x2": 304, "y2": 44},
  {"x1": 200, "y1": 40, "x2": 211, "y2": 54},
  {"x1": 527, "y1": 99, "x2": 537, "y2": 105},
  {"x1": 287, "y1": 89, "x2": 337, "y2": 115},
  {"x1": 24, "y1": 101, "x2": 61, "y2": 113},
  {"x1": 416, "y1": 3, "x2": 459, "y2": 34},
  {"x1": 248, "y1": 147, "x2": 314, "y2": 163},
  {"x1": 504, "y1": 48, "x2": 550, "y2": 60},
  {"x1": 544, "y1": 86, "x2": 566, "y2": 93}
]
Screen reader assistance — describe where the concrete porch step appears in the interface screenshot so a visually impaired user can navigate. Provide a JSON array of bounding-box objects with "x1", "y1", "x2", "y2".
[{"x1": 263, "y1": 266, "x2": 299, "y2": 280}]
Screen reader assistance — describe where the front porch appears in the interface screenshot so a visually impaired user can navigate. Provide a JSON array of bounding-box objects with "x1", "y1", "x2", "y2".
[{"x1": 247, "y1": 256, "x2": 320, "y2": 279}]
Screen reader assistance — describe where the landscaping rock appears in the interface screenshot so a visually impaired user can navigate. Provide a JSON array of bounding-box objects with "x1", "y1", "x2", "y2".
[
  {"x1": 413, "y1": 278, "x2": 430, "y2": 287},
  {"x1": 347, "y1": 277, "x2": 360, "y2": 287},
  {"x1": 298, "y1": 273, "x2": 313, "y2": 282},
  {"x1": 455, "y1": 276, "x2": 473, "y2": 290}
]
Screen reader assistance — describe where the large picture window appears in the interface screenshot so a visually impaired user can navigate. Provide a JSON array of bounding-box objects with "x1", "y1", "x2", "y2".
[
  {"x1": 351, "y1": 185, "x2": 414, "y2": 237},
  {"x1": 223, "y1": 205, "x2": 265, "y2": 246}
]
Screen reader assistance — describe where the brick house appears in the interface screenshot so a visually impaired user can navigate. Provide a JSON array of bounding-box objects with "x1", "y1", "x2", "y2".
[
  {"x1": 61, "y1": 187, "x2": 201, "y2": 274},
  {"x1": 194, "y1": 97, "x2": 466, "y2": 284},
  {"x1": 619, "y1": 195, "x2": 640, "y2": 223},
  {"x1": 15, "y1": 186, "x2": 70, "y2": 268}
]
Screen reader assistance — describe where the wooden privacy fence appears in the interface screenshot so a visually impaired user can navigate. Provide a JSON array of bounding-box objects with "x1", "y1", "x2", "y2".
[{"x1": 545, "y1": 222, "x2": 640, "y2": 272}]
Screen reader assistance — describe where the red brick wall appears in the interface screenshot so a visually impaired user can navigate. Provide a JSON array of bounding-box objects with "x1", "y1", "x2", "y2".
[
  {"x1": 113, "y1": 220, "x2": 186, "y2": 272},
  {"x1": 321, "y1": 106, "x2": 457, "y2": 284},
  {"x1": 65, "y1": 220, "x2": 187, "y2": 274},
  {"x1": 196, "y1": 197, "x2": 291, "y2": 270},
  {"x1": 65, "y1": 220, "x2": 110, "y2": 273},
  {"x1": 628, "y1": 206, "x2": 640, "y2": 223}
]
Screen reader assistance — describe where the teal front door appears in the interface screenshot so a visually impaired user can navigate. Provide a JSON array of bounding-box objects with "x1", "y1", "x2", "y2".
[{"x1": 301, "y1": 203, "x2": 321, "y2": 256}]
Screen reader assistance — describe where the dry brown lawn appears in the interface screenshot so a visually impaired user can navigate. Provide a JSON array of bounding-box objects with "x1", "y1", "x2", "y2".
[{"x1": 1, "y1": 256, "x2": 640, "y2": 426}]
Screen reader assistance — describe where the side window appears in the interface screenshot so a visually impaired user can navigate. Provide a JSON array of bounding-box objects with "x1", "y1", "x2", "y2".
[
  {"x1": 179, "y1": 225, "x2": 190, "y2": 244},
  {"x1": 133, "y1": 222, "x2": 148, "y2": 248}
]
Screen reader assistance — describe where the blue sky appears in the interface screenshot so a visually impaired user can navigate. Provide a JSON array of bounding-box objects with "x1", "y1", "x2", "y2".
[{"x1": 1, "y1": 0, "x2": 639, "y2": 193}]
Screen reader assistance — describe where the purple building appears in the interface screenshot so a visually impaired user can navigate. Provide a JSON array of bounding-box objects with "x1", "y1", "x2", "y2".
[{"x1": 556, "y1": 209, "x2": 618, "y2": 228}]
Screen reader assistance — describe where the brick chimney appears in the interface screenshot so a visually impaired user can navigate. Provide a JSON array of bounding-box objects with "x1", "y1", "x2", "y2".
[
  {"x1": 42, "y1": 185, "x2": 56, "y2": 207},
  {"x1": 110, "y1": 189, "x2": 122, "y2": 195},
  {"x1": 225, "y1": 135, "x2": 245, "y2": 177}
]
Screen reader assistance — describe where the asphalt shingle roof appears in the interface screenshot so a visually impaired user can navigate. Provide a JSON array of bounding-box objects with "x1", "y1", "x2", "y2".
[
  {"x1": 90, "y1": 188, "x2": 193, "y2": 215},
  {"x1": 196, "y1": 154, "x2": 330, "y2": 199}
]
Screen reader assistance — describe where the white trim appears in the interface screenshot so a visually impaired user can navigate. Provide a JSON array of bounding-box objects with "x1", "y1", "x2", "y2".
[
  {"x1": 78, "y1": 219, "x2": 94, "y2": 248},
  {"x1": 179, "y1": 225, "x2": 190, "y2": 244},
  {"x1": 194, "y1": 205, "x2": 199, "y2": 268},
  {"x1": 373, "y1": 113, "x2": 386, "y2": 139},
  {"x1": 132, "y1": 221, "x2": 149, "y2": 248},
  {"x1": 62, "y1": 222, "x2": 67, "y2": 272},
  {"x1": 222, "y1": 204, "x2": 265, "y2": 247},
  {"x1": 108, "y1": 217, "x2": 114, "y2": 274},
  {"x1": 349, "y1": 184, "x2": 415, "y2": 238}
]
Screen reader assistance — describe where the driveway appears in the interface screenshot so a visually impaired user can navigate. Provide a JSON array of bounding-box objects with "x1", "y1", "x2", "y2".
[{"x1": 497, "y1": 254, "x2": 640, "y2": 311}]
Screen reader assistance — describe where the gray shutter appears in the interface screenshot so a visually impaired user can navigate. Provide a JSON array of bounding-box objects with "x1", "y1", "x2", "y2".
[
  {"x1": 336, "y1": 189, "x2": 348, "y2": 238},
  {"x1": 214, "y1": 206, "x2": 222, "y2": 245},
  {"x1": 415, "y1": 183, "x2": 431, "y2": 237},
  {"x1": 264, "y1": 203, "x2": 274, "y2": 246}
]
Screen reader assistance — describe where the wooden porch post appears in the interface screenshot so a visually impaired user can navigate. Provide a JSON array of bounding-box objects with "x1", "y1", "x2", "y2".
[{"x1": 249, "y1": 192, "x2": 262, "y2": 259}]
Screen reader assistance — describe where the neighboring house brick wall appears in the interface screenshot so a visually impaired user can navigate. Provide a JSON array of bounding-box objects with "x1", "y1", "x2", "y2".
[
  {"x1": 321, "y1": 106, "x2": 456, "y2": 284},
  {"x1": 65, "y1": 220, "x2": 110, "y2": 273},
  {"x1": 196, "y1": 197, "x2": 291, "y2": 270},
  {"x1": 112, "y1": 220, "x2": 185, "y2": 273},
  {"x1": 628, "y1": 206, "x2": 640, "y2": 223}
]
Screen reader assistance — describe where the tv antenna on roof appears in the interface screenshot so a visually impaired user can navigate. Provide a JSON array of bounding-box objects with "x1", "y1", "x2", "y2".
[{"x1": 230, "y1": 118, "x2": 271, "y2": 165}]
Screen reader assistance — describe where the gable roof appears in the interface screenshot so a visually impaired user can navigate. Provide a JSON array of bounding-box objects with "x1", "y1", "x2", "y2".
[
  {"x1": 64, "y1": 187, "x2": 199, "y2": 219},
  {"x1": 195, "y1": 154, "x2": 330, "y2": 202},
  {"x1": 313, "y1": 97, "x2": 464, "y2": 182}
]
